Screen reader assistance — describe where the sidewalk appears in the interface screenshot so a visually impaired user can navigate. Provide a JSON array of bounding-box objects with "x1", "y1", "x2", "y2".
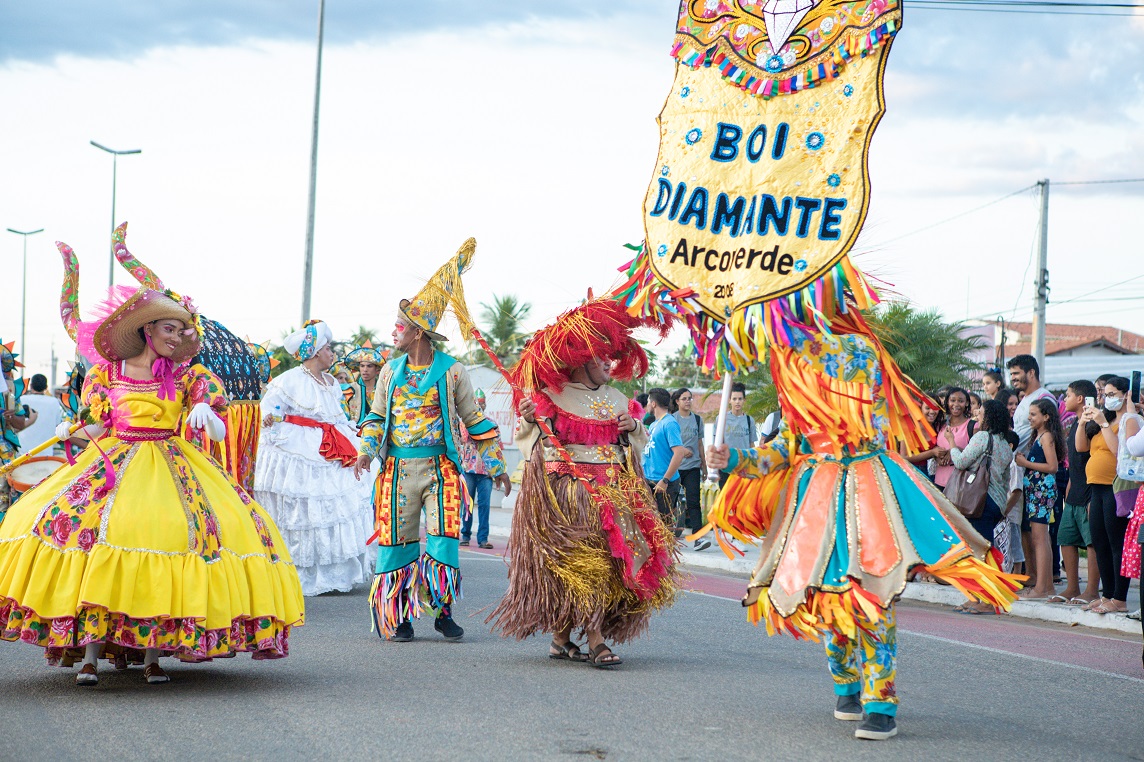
[{"x1": 485, "y1": 507, "x2": 1141, "y2": 636}]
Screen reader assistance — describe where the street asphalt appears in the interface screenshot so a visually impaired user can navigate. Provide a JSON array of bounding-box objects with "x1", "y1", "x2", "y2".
[{"x1": 2, "y1": 545, "x2": 1142, "y2": 761}]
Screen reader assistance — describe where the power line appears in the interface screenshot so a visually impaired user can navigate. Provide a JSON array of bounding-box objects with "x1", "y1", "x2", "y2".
[
  {"x1": 910, "y1": 0, "x2": 1144, "y2": 14},
  {"x1": 1051, "y1": 272, "x2": 1144, "y2": 306},
  {"x1": 912, "y1": 5, "x2": 1144, "y2": 14},
  {"x1": 868, "y1": 184, "x2": 1036, "y2": 248},
  {"x1": 912, "y1": 0, "x2": 1142, "y2": 6},
  {"x1": 1053, "y1": 178, "x2": 1144, "y2": 186}
]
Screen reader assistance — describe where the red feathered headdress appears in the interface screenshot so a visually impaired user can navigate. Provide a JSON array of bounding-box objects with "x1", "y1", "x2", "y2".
[{"x1": 510, "y1": 297, "x2": 670, "y2": 393}]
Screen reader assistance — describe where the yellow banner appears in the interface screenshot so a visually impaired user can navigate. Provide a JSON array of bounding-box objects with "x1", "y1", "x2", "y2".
[{"x1": 644, "y1": 0, "x2": 900, "y2": 321}]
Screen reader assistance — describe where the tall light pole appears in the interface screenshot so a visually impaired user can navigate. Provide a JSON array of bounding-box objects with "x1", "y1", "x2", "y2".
[
  {"x1": 6, "y1": 227, "x2": 44, "y2": 360},
  {"x1": 300, "y1": 0, "x2": 326, "y2": 325},
  {"x1": 90, "y1": 141, "x2": 142, "y2": 288}
]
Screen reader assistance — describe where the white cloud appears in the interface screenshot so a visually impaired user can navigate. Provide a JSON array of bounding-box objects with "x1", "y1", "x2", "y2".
[{"x1": 1, "y1": 10, "x2": 1142, "y2": 383}]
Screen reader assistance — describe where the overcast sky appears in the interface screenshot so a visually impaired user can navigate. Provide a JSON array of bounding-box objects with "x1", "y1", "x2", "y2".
[{"x1": 2, "y1": 2, "x2": 1142, "y2": 379}]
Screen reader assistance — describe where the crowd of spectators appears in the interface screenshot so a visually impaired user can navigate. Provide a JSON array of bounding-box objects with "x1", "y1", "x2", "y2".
[{"x1": 919, "y1": 355, "x2": 1143, "y2": 622}]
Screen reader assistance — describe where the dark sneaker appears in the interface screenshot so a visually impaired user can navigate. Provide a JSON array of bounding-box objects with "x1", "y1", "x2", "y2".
[
  {"x1": 459, "y1": 539, "x2": 470, "y2": 546},
  {"x1": 693, "y1": 538, "x2": 711, "y2": 552},
  {"x1": 434, "y1": 614, "x2": 464, "y2": 641},
  {"x1": 834, "y1": 694, "x2": 863, "y2": 721},
  {"x1": 391, "y1": 620, "x2": 414, "y2": 642},
  {"x1": 478, "y1": 542, "x2": 494, "y2": 549},
  {"x1": 855, "y1": 712, "x2": 897, "y2": 740}
]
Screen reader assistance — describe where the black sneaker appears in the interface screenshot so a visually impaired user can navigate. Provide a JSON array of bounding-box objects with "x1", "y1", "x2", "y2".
[
  {"x1": 434, "y1": 614, "x2": 464, "y2": 641},
  {"x1": 391, "y1": 620, "x2": 414, "y2": 642},
  {"x1": 459, "y1": 539, "x2": 470, "y2": 546},
  {"x1": 834, "y1": 694, "x2": 863, "y2": 721},
  {"x1": 693, "y1": 538, "x2": 711, "y2": 552},
  {"x1": 855, "y1": 712, "x2": 897, "y2": 740}
]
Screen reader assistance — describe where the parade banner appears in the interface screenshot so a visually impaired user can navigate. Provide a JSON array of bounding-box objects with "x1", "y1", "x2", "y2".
[{"x1": 645, "y1": 0, "x2": 901, "y2": 320}]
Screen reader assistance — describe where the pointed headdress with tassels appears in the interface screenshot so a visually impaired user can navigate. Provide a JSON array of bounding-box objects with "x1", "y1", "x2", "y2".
[
  {"x1": 398, "y1": 238, "x2": 477, "y2": 342},
  {"x1": 62, "y1": 223, "x2": 204, "y2": 366}
]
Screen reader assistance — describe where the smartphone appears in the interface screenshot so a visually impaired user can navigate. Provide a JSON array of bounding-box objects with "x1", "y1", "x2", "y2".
[
  {"x1": 21, "y1": 404, "x2": 30, "y2": 417},
  {"x1": 1132, "y1": 371, "x2": 1142, "y2": 405},
  {"x1": 1085, "y1": 396, "x2": 1095, "y2": 409}
]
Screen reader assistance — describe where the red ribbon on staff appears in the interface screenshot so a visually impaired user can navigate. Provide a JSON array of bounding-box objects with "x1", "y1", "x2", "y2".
[{"x1": 283, "y1": 415, "x2": 358, "y2": 467}]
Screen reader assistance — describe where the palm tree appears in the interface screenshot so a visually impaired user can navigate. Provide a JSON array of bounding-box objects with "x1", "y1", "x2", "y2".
[
  {"x1": 349, "y1": 325, "x2": 380, "y2": 347},
  {"x1": 469, "y1": 294, "x2": 533, "y2": 367},
  {"x1": 866, "y1": 302, "x2": 987, "y2": 394}
]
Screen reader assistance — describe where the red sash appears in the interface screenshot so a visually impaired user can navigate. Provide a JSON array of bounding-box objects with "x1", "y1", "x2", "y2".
[{"x1": 284, "y1": 415, "x2": 357, "y2": 467}]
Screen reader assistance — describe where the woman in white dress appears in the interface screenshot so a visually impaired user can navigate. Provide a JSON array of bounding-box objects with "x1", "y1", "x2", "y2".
[{"x1": 254, "y1": 320, "x2": 372, "y2": 596}]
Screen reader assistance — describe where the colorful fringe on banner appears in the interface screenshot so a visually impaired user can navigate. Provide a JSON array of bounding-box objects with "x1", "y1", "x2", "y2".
[
  {"x1": 610, "y1": 245, "x2": 934, "y2": 455},
  {"x1": 669, "y1": 0, "x2": 901, "y2": 102}
]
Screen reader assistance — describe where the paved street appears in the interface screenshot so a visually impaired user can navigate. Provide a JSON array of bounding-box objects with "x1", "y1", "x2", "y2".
[{"x1": 2, "y1": 543, "x2": 1142, "y2": 761}]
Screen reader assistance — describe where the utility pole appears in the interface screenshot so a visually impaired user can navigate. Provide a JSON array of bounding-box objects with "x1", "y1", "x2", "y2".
[
  {"x1": 300, "y1": 0, "x2": 326, "y2": 326},
  {"x1": 1031, "y1": 179, "x2": 1050, "y2": 373}
]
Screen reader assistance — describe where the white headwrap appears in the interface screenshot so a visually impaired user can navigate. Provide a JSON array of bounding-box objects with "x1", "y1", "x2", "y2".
[{"x1": 283, "y1": 320, "x2": 333, "y2": 361}]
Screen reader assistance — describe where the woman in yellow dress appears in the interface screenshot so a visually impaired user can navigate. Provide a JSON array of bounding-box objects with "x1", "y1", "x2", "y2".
[{"x1": 0, "y1": 228, "x2": 304, "y2": 686}]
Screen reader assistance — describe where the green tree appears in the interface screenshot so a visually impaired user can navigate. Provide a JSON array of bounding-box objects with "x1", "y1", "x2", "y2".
[
  {"x1": 466, "y1": 294, "x2": 533, "y2": 368},
  {"x1": 866, "y1": 302, "x2": 987, "y2": 393}
]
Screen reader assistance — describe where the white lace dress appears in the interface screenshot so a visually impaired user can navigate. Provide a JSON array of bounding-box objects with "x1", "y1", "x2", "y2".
[{"x1": 254, "y1": 367, "x2": 373, "y2": 596}]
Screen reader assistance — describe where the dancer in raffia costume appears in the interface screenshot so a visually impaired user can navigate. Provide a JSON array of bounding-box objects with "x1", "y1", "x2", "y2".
[
  {"x1": 355, "y1": 240, "x2": 509, "y2": 642},
  {"x1": 254, "y1": 320, "x2": 373, "y2": 596},
  {"x1": 488, "y1": 298, "x2": 679, "y2": 667},
  {"x1": 345, "y1": 342, "x2": 386, "y2": 427},
  {"x1": 0, "y1": 228, "x2": 304, "y2": 686}
]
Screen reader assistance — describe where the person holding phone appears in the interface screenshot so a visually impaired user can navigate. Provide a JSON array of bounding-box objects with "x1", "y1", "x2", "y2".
[{"x1": 1077, "y1": 377, "x2": 1138, "y2": 614}]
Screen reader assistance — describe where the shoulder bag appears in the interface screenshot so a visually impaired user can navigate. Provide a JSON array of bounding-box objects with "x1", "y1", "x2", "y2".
[{"x1": 944, "y1": 433, "x2": 993, "y2": 519}]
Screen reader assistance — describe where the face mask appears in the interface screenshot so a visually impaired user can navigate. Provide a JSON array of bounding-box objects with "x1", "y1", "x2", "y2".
[{"x1": 1105, "y1": 396, "x2": 1124, "y2": 412}]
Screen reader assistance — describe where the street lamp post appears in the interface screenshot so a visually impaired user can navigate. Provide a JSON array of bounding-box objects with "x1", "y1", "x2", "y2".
[
  {"x1": 6, "y1": 227, "x2": 44, "y2": 360},
  {"x1": 90, "y1": 141, "x2": 142, "y2": 288}
]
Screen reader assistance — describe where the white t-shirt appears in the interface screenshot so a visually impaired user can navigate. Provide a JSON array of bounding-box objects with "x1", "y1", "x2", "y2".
[
  {"x1": 1013, "y1": 386, "x2": 1055, "y2": 454},
  {"x1": 19, "y1": 393, "x2": 64, "y2": 451}
]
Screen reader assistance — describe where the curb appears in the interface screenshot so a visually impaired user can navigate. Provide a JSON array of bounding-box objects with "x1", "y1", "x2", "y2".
[{"x1": 486, "y1": 516, "x2": 1141, "y2": 636}]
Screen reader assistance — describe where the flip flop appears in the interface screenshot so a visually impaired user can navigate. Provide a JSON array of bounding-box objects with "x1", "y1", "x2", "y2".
[
  {"x1": 956, "y1": 606, "x2": 996, "y2": 615},
  {"x1": 1047, "y1": 595, "x2": 1069, "y2": 604},
  {"x1": 1065, "y1": 597, "x2": 1092, "y2": 606}
]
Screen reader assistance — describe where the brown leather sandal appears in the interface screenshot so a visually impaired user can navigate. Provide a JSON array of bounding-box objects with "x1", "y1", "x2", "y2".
[
  {"x1": 75, "y1": 663, "x2": 98, "y2": 687},
  {"x1": 549, "y1": 640, "x2": 588, "y2": 662},
  {"x1": 588, "y1": 643, "x2": 623, "y2": 669},
  {"x1": 144, "y1": 663, "x2": 170, "y2": 684}
]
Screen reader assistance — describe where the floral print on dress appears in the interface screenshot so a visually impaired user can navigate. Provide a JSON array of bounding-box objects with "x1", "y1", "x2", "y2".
[{"x1": 1023, "y1": 438, "x2": 1057, "y2": 523}]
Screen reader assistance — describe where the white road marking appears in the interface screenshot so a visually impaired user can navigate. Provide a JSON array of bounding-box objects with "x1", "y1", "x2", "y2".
[{"x1": 684, "y1": 589, "x2": 1144, "y2": 685}]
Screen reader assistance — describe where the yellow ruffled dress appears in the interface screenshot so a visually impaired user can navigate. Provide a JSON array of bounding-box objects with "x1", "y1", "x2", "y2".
[{"x1": 0, "y1": 361, "x2": 304, "y2": 663}]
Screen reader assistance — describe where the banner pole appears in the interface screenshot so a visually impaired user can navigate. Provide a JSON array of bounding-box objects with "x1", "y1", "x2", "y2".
[{"x1": 709, "y1": 371, "x2": 734, "y2": 480}]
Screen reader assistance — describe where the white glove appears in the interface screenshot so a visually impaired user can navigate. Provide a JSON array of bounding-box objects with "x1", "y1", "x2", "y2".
[
  {"x1": 187, "y1": 402, "x2": 226, "y2": 442},
  {"x1": 55, "y1": 422, "x2": 74, "y2": 441}
]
